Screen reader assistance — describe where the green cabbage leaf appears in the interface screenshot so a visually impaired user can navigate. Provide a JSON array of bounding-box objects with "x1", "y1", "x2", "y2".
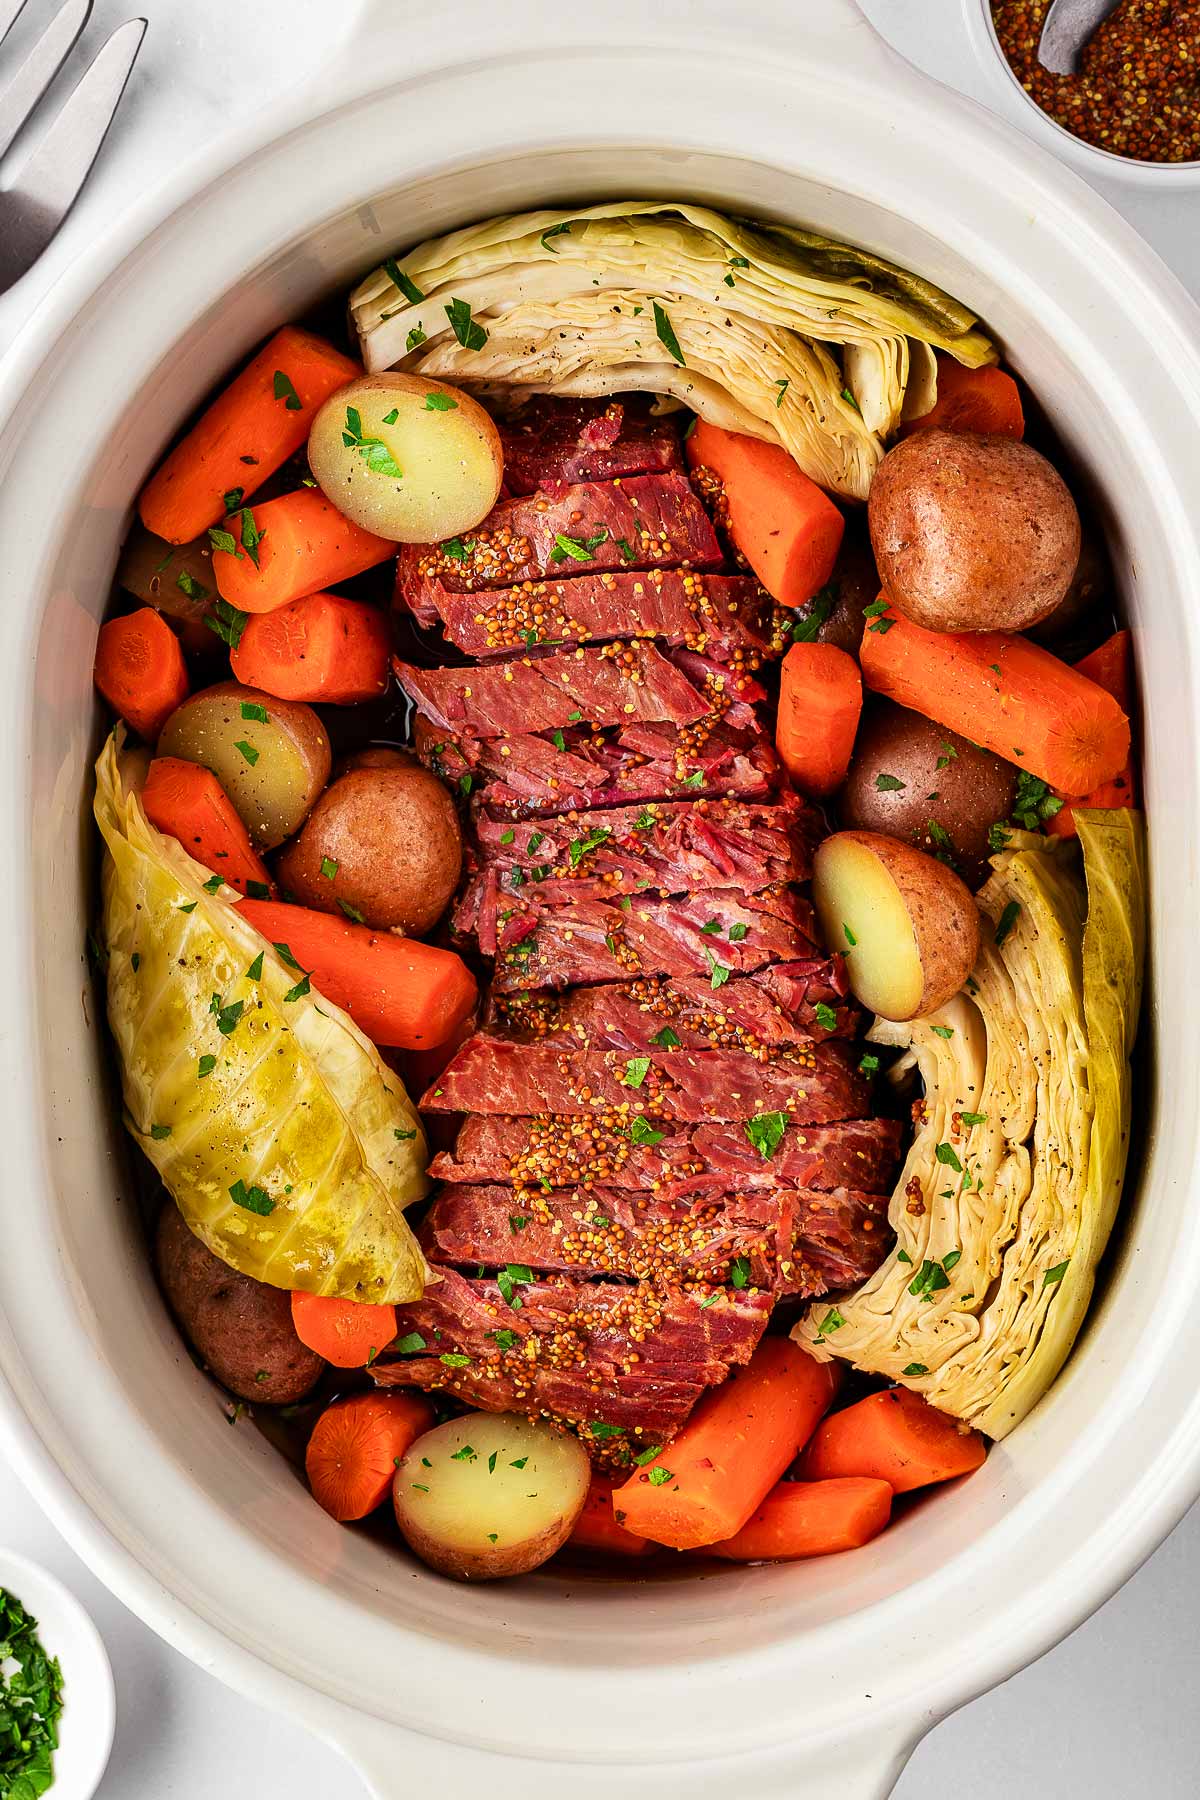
[
  {"x1": 350, "y1": 201, "x2": 995, "y2": 501},
  {"x1": 95, "y1": 736, "x2": 432, "y2": 1303},
  {"x1": 794, "y1": 811, "x2": 1145, "y2": 1437}
]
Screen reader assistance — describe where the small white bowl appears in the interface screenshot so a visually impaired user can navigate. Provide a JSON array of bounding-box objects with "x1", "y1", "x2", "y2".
[{"x1": 0, "y1": 1550, "x2": 115, "y2": 1800}]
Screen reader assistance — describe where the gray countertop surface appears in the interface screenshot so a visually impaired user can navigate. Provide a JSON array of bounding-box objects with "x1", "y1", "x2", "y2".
[{"x1": 1, "y1": 2, "x2": 1196, "y2": 1793}]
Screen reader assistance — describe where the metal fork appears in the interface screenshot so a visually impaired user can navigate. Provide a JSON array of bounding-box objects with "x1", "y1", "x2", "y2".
[{"x1": 0, "y1": 0, "x2": 145, "y2": 295}]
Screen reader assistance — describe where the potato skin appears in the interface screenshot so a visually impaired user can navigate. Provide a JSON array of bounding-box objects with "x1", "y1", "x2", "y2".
[
  {"x1": 868, "y1": 429, "x2": 1081, "y2": 633},
  {"x1": 158, "y1": 680, "x2": 331, "y2": 848},
  {"x1": 155, "y1": 1205, "x2": 324, "y2": 1404},
  {"x1": 1026, "y1": 527, "x2": 1111, "y2": 651},
  {"x1": 837, "y1": 700, "x2": 1017, "y2": 888},
  {"x1": 276, "y1": 763, "x2": 462, "y2": 934},
  {"x1": 815, "y1": 830, "x2": 980, "y2": 1021}
]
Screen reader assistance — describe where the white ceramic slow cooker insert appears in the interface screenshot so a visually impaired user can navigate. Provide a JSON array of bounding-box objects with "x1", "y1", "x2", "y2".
[{"x1": 1, "y1": 4, "x2": 1198, "y2": 1795}]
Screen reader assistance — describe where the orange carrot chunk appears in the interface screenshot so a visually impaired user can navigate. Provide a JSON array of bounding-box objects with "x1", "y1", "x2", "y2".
[
  {"x1": 141, "y1": 756, "x2": 274, "y2": 896},
  {"x1": 239, "y1": 897, "x2": 477, "y2": 1050},
  {"x1": 900, "y1": 353, "x2": 1024, "y2": 440},
  {"x1": 860, "y1": 606, "x2": 1130, "y2": 793},
  {"x1": 685, "y1": 418, "x2": 845, "y2": 608},
  {"x1": 614, "y1": 1338, "x2": 841, "y2": 1551},
  {"x1": 1045, "y1": 630, "x2": 1137, "y2": 837},
  {"x1": 776, "y1": 642, "x2": 863, "y2": 796},
  {"x1": 305, "y1": 1391, "x2": 434, "y2": 1521},
  {"x1": 230, "y1": 591, "x2": 390, "y2": 704},
  {"x1": 94, "y1": 608, "x2": 189, "y2": 743},
  {"x1": 568, "y1": 1473, "x2": 654, "y2": 1558},
  {"x1": 212, "y1": 490, "x2": 394, "y2": 615},
  {"x1": 708, "y1": 1477, "x2": 893, "y2": 1561},
  {"x1": 139, "y1": 326, "x2": 359, "y2": 544},
  {"x1": 290, "y1": 1293, "x2": 398, "y2": 1370},
  {"x1": 802, "y1": 1387, "x2": 987, "y2": 1494}
]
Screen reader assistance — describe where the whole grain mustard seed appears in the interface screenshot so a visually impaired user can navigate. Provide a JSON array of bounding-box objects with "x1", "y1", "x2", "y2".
[{"x1": 992, "y1": 0, "x2": 1200, "y2": 163}]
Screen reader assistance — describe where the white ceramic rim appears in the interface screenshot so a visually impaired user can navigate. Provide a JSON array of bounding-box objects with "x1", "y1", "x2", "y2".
[
  {"x1": 966, "y1": 0, "x2": 1200, "y2": 181},
  {"x1": 0, "y1": 2, "x2": 1198, "y2": 1784}
]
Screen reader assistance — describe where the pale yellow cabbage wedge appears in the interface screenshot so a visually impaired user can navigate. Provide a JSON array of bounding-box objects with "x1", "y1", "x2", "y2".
[
  {"x1": 349, "y1": 201, "x2": 996, "y2": 502},
  {"x1": 95, "y1": 736, "x2": 432, "y2": 1303},
  {"x1": 794, "y1": 813, "x2": 1145, "y2": 1437}
]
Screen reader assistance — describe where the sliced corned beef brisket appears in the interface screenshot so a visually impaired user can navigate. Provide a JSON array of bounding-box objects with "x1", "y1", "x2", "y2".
[{"x1": 369, "y1": 398, "x2": 897, "y2": 1456}]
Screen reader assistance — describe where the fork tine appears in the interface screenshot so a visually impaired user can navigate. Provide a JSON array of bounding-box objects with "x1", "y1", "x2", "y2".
[
  {"x1": 0, "y1": 16, "x2": 145, "y2": 296},
  {"x1": 0, "y1": 0, "x2": 91, "y2": 164},
  {"x1": 0, "y1": 0, "x2": 32, "y2": 52}
]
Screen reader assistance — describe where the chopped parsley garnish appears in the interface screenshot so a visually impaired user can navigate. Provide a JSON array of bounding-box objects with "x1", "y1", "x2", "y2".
[
  {"x1": 395, "y1": 1332, "x2": 426, "y2": 1354},
  {"x1": 589, "y1": 1422, "x2": 625, "y2": 1439},
  {"x1": 926, "y1": 819, "x2": 954, "y2": 853},
  {"x1": 1011, "y1": 771, "x2": 1065, "y2": 830},
  {"x1": 246, "y1": 952, "x2": 264, "y2": 983},
  {"x1": 988, "y1": 821, "x2": 1012, "y2": 853},
  {"x1": 245, "y1": 880, "x2": 271, "y2": 900},
  {"x1": 385, "y1": 259, "x2": 424, "y2": 303},
  {"x1": 960, "y1": 1111, "x2": 987, "y2": 1126},
  {"x1": 424, "y1": 392, "x2": 457, "y2": 411},
  {"x1": 903, "y1": 1363, "x2": 929, "y2": 1377},
  {"x1": 320, "y1": 856, "x2": 338, "y2": 880},
  {"x1": 650, "y1": 1025, "x2": 681, "y2": 1049},
  {"x1": 451, "y1": 1444, "x2": 476, "y2": 1463},
  {"x1": 875, "y1": 772, "x2": 905, "y2": 792},
  {"x1": 551, "y1": 730, "x2": 566, "y2": 753},
  {"x1": 622, "y1": 1057, "x2": 651, "y2": 1089},
  {"x1": 405, "y1": 326, "x2": 427, "y2": 352},
  {"x1": 652, "y1": 300, "x2": 686, "y2": 366},
  {"x1": 699, "y1": 919, "x2": 722, "y2": 936},
  {"x1": 489, "y1": 1330, "x2": 519, "y2": 1350},
  {"x1": 459, "y1": 773, "x2": 474, "y2": 797},
  {"x1": 342, "y1": 405, "x2": 403, "y2": 479},
  {"x1": 440, "y1": 1353, "x2": 471, "y2": 1368},
  {"x1": 223, "y1": 486, "x2": 244, "y2": 513},
  {"x1": 497, "y1": 1264, "x2": 534, "y2": 1308},
  {"x1": 202, "y1": 873, "x2": 224, "y2": 893},
  {"x1": 863, "y1": 596, "x2": 895, "y2": 635},
  {"x1": 508, "y1": 1214, "x2": 531, "y2": 1233},
  {"x1": 551, "y1": 528, "x2": 608, "y2": 563},
  {"x1": 633, "y1": 1445, "x2": 664, "y2": 1466},
  {"x1": 510, "y1": 1456, "x2": 528, "y2": 1470},
  {"x1": 774, "y1": 377, "x2": 789, "y2": 407},
  {"x1": 745, "y1": 1111, "x2": 788, "y2": 1158},
  {"x1": 177, "y1": 901, "x2": 197, "y2": 914},
  {"x1": 233, "y1": 739, "x2": 259, "y2": 766},
  {"x1": 207, "y1": 525, "x2": 241, "y2": 557},
  {"x1": 934, "y1": 1142, "x2": 963, "y2": 1172},
  {"x1": 382, "y1": 408, "x2": 399, "y2": 424},
  {"x1": 540, "y1": 222, "x2": 571, "y2": 252},
  {"x1": 568, "y1": 825, "x2": 611, "y2": 866},
  {"x1": 931, "y1": 1025, "x2": 954, "y2": 1039},
  {"x1": 730, "y1": 1255, "x2": 751, "y2": 1290},
  {"x1": 908, "y1": 1256, "x2": 954, "y2": 1301},
  {"x1": 814, "y1": 1001, "x2": 838, "y2": 1031},
  {"x1": 994, "y1": 900, "x2": 1021, "y2": 947},
  {"x1": 337, "y1": 899, "x2": 366, "y2": 923},
  {"x1": 499, "y1": 829, "x2": 515, "y2": 846},
  {"x1": 394, "y1": 1127, "x2": 417, "y2": 1141},
  {"x1": 843, "y1": 922, "x2": 857, "y2": 946},
  {"x1": 282, "y1": 973, "x2": 312, "y2": 1003},
  {"x1": 237, "y1": 506, "x2": 264, "y2": 569},
  {"x1": 820, "y1": 1307, "x2": 845, "y2": 1333},
  {"x1": 197, "y1": 1054, "x2": 217, "y2": 1078},
  {"x1": 615, "y1": 536, "x2": 636, "y2": 562},
  {"x1": 647, "y1": 1466, "x2": 673, "y2": 1487},
  {"x1": 204, "y1": 598, "x2": 249, "y2": 650},
  {"x1": 936, "y1": 741, "x2": 958, "y2": 770},
  {"x1": 150, "y1": 1123, "x2": 172, "y2": 1140},
  {"x1": 176, "y1": 569, "x2": 209, "y2": 602},
  {"x1": 728, "y1": 921, "x2": 749, "y2": 943},
  {"x1": 272, "y1": 369, "x2": 302, "y2": 410},
  {"x1": 1044, "y1": 1259, "x2": 1070, "y2": 1287},
  {"x1": 444, "y1": 296, "x2": 488, "y2": 351},
  {"x1": 0, "y1": 1586, "x2": 64, "y2": 1793},
  {"x1": 213, "y1": 997, "x2": 244, "y2": 1038},
  {"x1": 841, "y1": 385, "x2": 861, "y2": 412},
  {"x1": 241, "y1": 700, "x2": 269, "y2": 723},
  {"x1": 859, "y1": 1052, "x2": 880, "y2": 1076},
  {"x1": 704, "y1": 947, "x2": 732, "y2": 989},
  {"x1": 229, "y1": 1179, "x2": 274, "y2": 1215},
  {"x1": 629, "y1": 1116, "x2": 665, "y2": 1147},
  {"x1": 791, "y1": 581, "x2": 835, "y2": 642}
]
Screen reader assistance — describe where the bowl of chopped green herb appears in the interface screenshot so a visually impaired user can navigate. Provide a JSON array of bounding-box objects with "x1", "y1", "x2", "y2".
[{"x1": 0, "y1": 1553, "x2": 114, "y2": 1800}]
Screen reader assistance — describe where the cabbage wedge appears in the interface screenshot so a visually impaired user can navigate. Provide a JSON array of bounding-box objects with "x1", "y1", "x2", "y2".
[
  {"x1": 95, "y1": 736, "x2": 432, "y2": 1304},
  {"x1": 350, "y1": 201, "x2": 996, "y2": 502},
  {"x1": 794, "y1": 812, "x2": 1145, "y2": 1437}
]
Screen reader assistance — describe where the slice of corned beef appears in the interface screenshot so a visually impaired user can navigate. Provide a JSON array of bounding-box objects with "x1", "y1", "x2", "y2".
[
  {"x1": 411, "y1": 569, "x2": 780, "y2": 664},
  {"x1": 414, "y1": 715, "x2": 781, "y2": 815},
  {"x1": 421, "y1": 1035, "x2": 870, "y2": 1124},
  {"x1": 497, "y1": 397, "x2": 685, "y2": 494},
  {"x1": 487, "y1": 962, "x2": 854, "y2": 1050},
  {"x1": 395, "y1": 473, "x2": 721, "y2": 619},
  {"x1": 372, "y1": 1265, "x2": 771, "y2": 1435},
  {"x1": 430, "y1": 1113, "x2": 903, "y2": 1195},
  {"x1": 395, "y1": 640, "x2": 707, "y2": 738},
  {"x1": 484, "y1": 886, "x2": 817, "y2": 986},
  {"x1": 452, "y1": 797, "x2": 814, "y2": 938},
  {"x1": 422, "y1": 1181, "x2": 889, "y2": 1296}
]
